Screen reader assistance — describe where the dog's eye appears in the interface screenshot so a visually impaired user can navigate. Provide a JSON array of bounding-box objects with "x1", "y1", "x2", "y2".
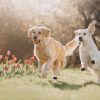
[
  {"x1": 83, "y1": 33, "x2": 86, "y2": 35},
  {"x1": 38, "y1": 32, "x2": 41, "y2": 34},
  {"x1": 32, "y1": 31, "x2": 35, "y2": 34}
]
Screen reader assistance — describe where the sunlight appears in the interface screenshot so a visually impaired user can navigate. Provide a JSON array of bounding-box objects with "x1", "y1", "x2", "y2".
[
  {"x1": 37, "y1": 0, "x2": 59, "y2": 10},
  {"x1": 11, "y1": 0, "x2": 61, "y2": 15}
]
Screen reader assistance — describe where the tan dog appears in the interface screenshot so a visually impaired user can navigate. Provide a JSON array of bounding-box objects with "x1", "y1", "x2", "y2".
[{"x1": 28, "y1": 26, "x2": 79, "y2": 79}]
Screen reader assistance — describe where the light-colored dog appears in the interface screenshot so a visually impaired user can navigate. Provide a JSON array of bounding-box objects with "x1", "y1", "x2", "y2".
[
  {"x1": 28, "y1": 26, "x2": 79, "y2": 79},
  {"x1": 74, "y1": 23, "x2": 100, "y2": 83}
]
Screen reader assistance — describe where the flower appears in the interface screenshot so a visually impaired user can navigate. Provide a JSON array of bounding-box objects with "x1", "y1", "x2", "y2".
[
  {"x1": 3, "y1": 66, "x2": 9, "y2": 71},
  {"x1": 12, "y1": 55, "x2": 17, "y2": 62},
  {"x1": 7, "y1": 50, "x2": 11, "y2": 56},
  {"x1": 24, "y1": 59, "x2": 32, "y2": 65},
  {"x1": 13, "y1": 63, "x2": 20, "y2": 68},
  {"x1": 8, "y1": 60, "x2": 14, "y2": 64},
  {"x1": 4, "y1": 56, "x2": 8, "y2": 60},
  {"x1": 30, "y1": 56, "x2": 36, "y2": 62},
  {"x1": 13, "y1": 57, "x2": 17, "y2": 62},
  {"x1": 0, "y1": 55, "x2": 3, "y2": 60},
  {"x1": 12, "y1": 54, "x2": 14, "y2": 58}
]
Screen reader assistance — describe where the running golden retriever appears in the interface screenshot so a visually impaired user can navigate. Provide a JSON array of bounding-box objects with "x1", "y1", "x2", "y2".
[{"x1": 28, "y1": 26, "x2": 79, "y2": 79}]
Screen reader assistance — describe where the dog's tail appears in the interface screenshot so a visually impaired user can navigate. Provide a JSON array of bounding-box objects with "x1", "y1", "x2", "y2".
[{"x1": 65, "y1": 37, "x2": 79, "y2": 56}]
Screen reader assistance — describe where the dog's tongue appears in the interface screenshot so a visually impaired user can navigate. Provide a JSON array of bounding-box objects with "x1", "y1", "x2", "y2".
[{"x1": 34, "y1": 40, "x2": 40, "y2": 44}]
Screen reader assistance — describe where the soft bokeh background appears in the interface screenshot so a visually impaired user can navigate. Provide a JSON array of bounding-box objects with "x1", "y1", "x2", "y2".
[{"x1": 0, "y1": 0, "x2": 100, "y2": 67}]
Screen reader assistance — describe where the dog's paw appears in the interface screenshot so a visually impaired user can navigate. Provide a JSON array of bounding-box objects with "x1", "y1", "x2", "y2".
[
  {"x1": 53, "y1": 76, "x2": 58, "y2": 80},
  {"x1": 91, "y1": 60, "x2": 95, "y2": 64},
  {"x1": 80, "y1": 67, "x2": 85, "y2": 71}
]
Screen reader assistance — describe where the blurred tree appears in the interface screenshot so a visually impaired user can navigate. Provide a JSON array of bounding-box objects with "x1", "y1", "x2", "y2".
[
  {"x1": 0, "y1": 0, "x2": 82, "y2": 66},
  {"x1": 75, "y1": 0, "x2": 100, "y2": 49},
  {"x1": 0, "y1": 0, "x2": 33, "y2": 59},
  {"x1": 75, "y1": 0, "x2": 100, "y2": 28}
]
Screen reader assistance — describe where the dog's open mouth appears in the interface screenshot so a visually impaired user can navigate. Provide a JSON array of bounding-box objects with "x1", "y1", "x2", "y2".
[
  {"x1": 34, "y1": 40, "x2": 40, "y2": 44},
  {"x1": 79, "y1": 40, "x2": 83, "y2": 42}
]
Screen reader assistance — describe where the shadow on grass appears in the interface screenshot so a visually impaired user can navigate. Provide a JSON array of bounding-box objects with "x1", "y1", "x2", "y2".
[{"x1": 48, "y1": 80, "x2": 100, "y2": 90}]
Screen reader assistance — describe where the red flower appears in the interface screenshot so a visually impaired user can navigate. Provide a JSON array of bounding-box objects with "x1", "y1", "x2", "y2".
[
  {"x1": 7, "y1": 50, "x2": 11, "y2": 56},
  {"x1": 13, "y1": 63, "x2": 20, "y2": 68},
  {"x1": 3, "y1": 66, "x2": 9, "y2": 71},
  {"x1": 12, "y1": 55, "x2": 17, "y2": 62},
  {"x1": 12, "y1": 54, "x2": 15, "y2": 59},
  {"x1": 30, "y1": 56, "x2": 36, "y2": 62},
  {"x1": 24, "y1": 59, "x2": 32, "y2": 65},
  {"x1": 13, "y1": 57, "x2": 17, "y2": 62},
  {"x1": 4, "y1": 56, "x2": 8, "y2": 60},
  {"x1": 8, "y1": 60, "x2": 14, "y2": 64},
  {"x1": 0, "y1": 55, "x2": 3, "y2": 60}
]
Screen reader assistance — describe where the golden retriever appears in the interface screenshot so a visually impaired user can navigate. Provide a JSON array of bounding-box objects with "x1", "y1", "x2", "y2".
[{"x1": 28, "y1": 26, "x2": 79, "y2": 79}]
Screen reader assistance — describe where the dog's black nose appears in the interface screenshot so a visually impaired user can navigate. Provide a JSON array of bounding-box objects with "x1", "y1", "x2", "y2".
[
  {"x1": 53, "y1": 76, "x2": 58, "y2": 80},
  {"x1": 91, "y1": 60, "x2": 95, "y2": 64},
  {"x1": 80, "y1": 67, "x2": 85, "y2": 71},
  {"x1": 79, "y1": 37, "x2": 83, "y2": 42},
  {"x1": 33, "y1": 36, "x2": 37, "y2": 40}
]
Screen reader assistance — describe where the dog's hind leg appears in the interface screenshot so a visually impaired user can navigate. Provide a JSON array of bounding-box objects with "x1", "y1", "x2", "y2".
[
  {"x1": 42, "y1": 59, "x2": 54, "y2": 78},
  {"x1": 97, "y1": 75, "x2": 100, "y2": 83},
  {"x1": 38, "y1": 61, "x2": 43, "y2": 73},
  {"x1": 97, "y1": 71, "x2": 100, "y2": 83},
  {"x1": 52, "y1": 60, "x2": 62, "y2": 80},
  {"x1": 94, "y1": 68, "x2": 100, "y2": 83}
]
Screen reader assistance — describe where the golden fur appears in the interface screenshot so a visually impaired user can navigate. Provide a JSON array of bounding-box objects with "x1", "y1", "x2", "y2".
[{"x1": 28, "y1": 26, "x2": 79, "y2": 79}]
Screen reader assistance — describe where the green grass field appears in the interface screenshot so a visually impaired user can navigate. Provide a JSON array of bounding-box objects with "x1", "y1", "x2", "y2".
[{"x1": 0, "y1": 68, "x2": 100, "y2": 100}]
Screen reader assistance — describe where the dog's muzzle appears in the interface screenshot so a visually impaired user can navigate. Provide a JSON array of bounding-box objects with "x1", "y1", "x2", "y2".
[
  {"x1": 34, "y1": 40, "x2": 40, "y2": 44},
  {"x1": 79, "y1": 37, "x2": 83, "y2": 42},
  {"x1": 33, "y1": 36, "x2": 37, "y2": 40},
  {"x1": 33, "y1": 36, "x2": 40, "y2": 44}
]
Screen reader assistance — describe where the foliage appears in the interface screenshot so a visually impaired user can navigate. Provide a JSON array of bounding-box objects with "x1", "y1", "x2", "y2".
[{"x1": 0, "y1": 50, "x2": 37, "y2": 79}]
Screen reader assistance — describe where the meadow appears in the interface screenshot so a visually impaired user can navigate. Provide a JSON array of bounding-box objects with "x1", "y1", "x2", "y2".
[
  {"x1": 0, "y1": 69, "x2": 100, "y2": 100},
  {"x1": 0, "y1": 51, "x2": 100, "y2": 100}
]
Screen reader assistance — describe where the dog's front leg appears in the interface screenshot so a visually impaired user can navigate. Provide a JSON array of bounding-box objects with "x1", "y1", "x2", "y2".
[
  {"x1": 88, "y1": 53, "x2": 96, "y2": 64},
  {"x1": 80, "y1": 64, "x2": 86, "y2": 71},
  {"x1": 42, "y1": 59, "x2": 54, "y2": 78},
  {"x1": 80, "y1": 50, "x2": 87, "y2": 71}
]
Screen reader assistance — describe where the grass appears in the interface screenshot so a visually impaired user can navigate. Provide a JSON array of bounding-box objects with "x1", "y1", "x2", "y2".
[{"x1": 0, "y1": 68, "x2": 100, "y2": 100}]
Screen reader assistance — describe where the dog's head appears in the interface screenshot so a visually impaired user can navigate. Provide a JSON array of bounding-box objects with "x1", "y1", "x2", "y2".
[
  {"x1": 74, "y1": 24, "x2": 95, "y2": 43},
  {"x1": 28, "y1": 26, "x2": 50, "y2": 44}
]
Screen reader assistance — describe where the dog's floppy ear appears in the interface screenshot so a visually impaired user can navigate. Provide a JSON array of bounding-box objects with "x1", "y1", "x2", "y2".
[
  {"x1": 87, "y1": 23, "x2": 95, "y2": 35},
  {"x1": 42, "y1": 26, "x2": 51, "y2": 37},
  {"x1": 28, "y1": 26, "x2": 35, "y2": 37},
  {"x1": 28, "y1": 27, "x2": 33, "y2": 37},
  {"x1": 74, "y1": 29, "x2": 81, "y2": 35}
]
